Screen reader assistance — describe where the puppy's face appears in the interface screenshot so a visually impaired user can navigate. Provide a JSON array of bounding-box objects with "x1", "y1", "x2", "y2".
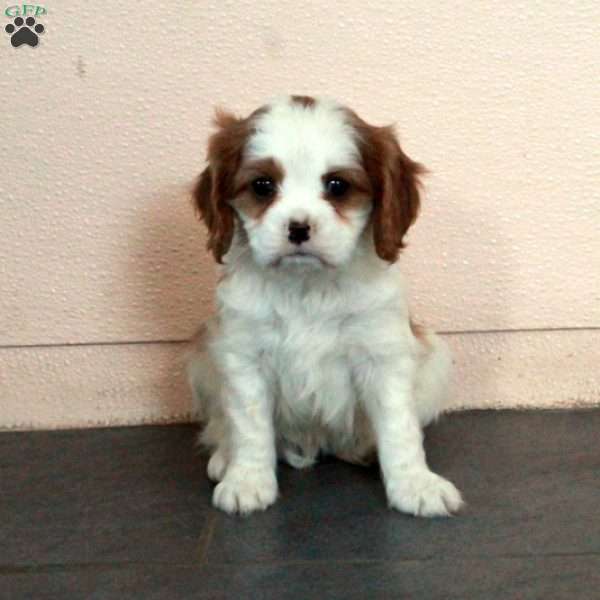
[{"x1": 194, "y1": 95, "x2": 424, "y2": 268}]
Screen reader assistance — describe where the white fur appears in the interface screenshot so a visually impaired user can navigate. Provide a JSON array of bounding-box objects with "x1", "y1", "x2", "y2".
[{"x1": 186, "y1": 96, "x2": 463, "y2": 516}]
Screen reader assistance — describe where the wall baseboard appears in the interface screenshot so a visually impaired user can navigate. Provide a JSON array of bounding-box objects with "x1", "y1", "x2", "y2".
[{"x1": 2, "y1": 329, "x2": 599, "y2": 431}]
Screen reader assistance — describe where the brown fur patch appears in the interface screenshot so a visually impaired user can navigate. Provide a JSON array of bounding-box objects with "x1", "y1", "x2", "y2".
[
  {"x1": 410, "y1": 319, "x2": 433, "y2": 349},
  {"x1": 321, "y1": 167, "x2": 372, "y2": 222},
  {"x1": 192, "y1": 106, "x2": 269, "y2": 263},
  {"x1": 291, "y1": 94, "x2": 316, "y2": 108},
  {"x1": 232, "y1": 158, "x2": 286, "y2": 220},
  {"x1": 410, "y1": 319, "x2": 426, "y2": 341},
  {"x1": 343, "y1": 108, "x2": 426, "y2": 262},
  {"x1": 323, "y1": 166, "x2": 371, "y2": 194}
]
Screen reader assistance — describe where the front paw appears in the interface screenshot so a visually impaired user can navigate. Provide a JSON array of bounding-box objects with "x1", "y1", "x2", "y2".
[
  {"x1": 386, "y1": 470, "x2": 464, "y2": 517},
  {"x1": 213, "y1": 467, "x2": 278, "y2": 515}
]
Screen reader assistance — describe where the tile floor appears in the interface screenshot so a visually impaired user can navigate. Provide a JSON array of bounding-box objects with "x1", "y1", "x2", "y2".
[{"x1": 1, "y1": 410, "x2": 599, "y2": 599}]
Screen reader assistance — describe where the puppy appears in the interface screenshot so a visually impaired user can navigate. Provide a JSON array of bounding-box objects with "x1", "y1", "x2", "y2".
[{"x1": 186, "y1": 95, "x2": 463, "y2": 517}]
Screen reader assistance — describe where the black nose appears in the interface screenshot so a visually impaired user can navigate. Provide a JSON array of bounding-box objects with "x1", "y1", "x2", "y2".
[{"x1": 288, "y1": 221, "x2": 311, "y2": 245}]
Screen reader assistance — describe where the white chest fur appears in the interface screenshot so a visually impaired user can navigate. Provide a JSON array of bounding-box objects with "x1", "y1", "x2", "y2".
[{"x1": 215, "y1": 254, "x2": 412, "y2": 433}]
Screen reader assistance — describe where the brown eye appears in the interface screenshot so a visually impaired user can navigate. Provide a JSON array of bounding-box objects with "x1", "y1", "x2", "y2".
[
  {"x1": 325, "y1": 177, "x2": 350, "y2": 198},
  {"x1": 251, "y1": 177, "x2": 277, "y2": 199}
]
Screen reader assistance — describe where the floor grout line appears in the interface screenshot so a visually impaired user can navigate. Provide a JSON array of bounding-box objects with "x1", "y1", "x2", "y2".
[
  {"x1": 2, "y1": 551, "x2": 600, "y2": 574},
  {"x1": 1, "y1": 326, "x2": 599, "y2": 351},
  {"x1": 197, "y1": 513, "x2": 218, "y2": 565}
]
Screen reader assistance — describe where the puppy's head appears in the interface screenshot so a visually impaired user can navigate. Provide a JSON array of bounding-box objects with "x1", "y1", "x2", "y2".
[{"x1": 194, "y1": 95, "x2": 424, "y2": 268}]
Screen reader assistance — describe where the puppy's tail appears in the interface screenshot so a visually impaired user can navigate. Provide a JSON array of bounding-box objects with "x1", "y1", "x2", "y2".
[{"x1": 412, "y1": 327, "x2": 452, "y2": 427}]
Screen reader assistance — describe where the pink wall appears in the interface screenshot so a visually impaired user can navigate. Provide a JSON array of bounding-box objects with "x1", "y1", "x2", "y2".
[{"x1": 1, "y1": 2, "x2": 599, "y2": 429}]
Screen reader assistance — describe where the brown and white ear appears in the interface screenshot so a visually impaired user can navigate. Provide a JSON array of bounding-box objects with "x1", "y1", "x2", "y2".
[
  {"x1": 192, "y1": 109, "x2": 248, "y2": 263},
  {"x1": 192, "y1": 164, "x2": 235, "y2": 263},
  {"x1": 371, "y1": 126, "x2": 425, "y2": 263}
]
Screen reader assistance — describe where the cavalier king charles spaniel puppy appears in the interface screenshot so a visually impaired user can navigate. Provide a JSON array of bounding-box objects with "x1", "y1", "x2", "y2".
[{"x1": 186, "y1": 95, "x2": 463, "y2": 517}]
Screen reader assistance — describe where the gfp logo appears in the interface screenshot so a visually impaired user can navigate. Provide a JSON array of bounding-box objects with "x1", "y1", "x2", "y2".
[{"x1": 4, "y1": 4, "x2": 46, "y2": 47}]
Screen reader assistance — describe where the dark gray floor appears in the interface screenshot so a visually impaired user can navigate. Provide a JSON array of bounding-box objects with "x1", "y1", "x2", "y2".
[{"x1": 1, "y1": 410, "x2": 599, "y2": 599}]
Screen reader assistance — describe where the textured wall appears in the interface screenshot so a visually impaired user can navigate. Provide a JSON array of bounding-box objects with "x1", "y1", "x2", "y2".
[{"x1": 1, "y1": 2, "x2": 599, "y2": 429}]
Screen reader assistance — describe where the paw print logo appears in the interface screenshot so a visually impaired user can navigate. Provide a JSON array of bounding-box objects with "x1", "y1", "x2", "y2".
[{"x1": 5, "y1": 17, "x2": 45, "y2": 48}]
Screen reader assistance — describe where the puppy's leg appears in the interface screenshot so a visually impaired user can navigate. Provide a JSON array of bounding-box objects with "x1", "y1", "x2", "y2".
[
  {"x1": 211, "y1": 356, "x2": 278, "y2": 515},
  {"x1": 186, "y1": 323, "x2": 230, "y2": 483},
  {"x1": 199, "y1": 417, "x2": 229, "y2": 482},
  {"x1": 360, "y1": 357, "x2": 463, "y2": 517}
]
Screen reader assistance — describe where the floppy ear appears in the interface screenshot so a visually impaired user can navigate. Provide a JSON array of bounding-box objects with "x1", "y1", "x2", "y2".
[
  {"x1": 371, "y1": 126, "x2": 425, "y2": 263},
  {"x1": 192, "y1": 109, "x2": 248, "y2": 263},
  {"x1": 193, "y1": 165, "x2": 235, "y2": 263}
]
